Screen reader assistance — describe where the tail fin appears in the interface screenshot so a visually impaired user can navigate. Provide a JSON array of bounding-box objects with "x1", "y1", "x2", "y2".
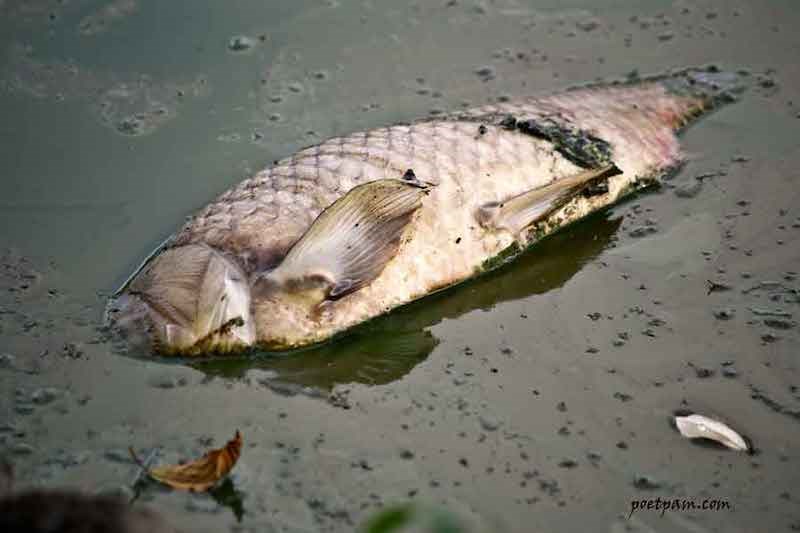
[
  {"x1": 573, "y1": 65, "x2": 749, "y2": 131},
  {"x1": 651, "y1": 66, "x2": 749, "y2": 129},
  {"x1": 658, "y1": 66, "x2": 748, "y2": 105}
]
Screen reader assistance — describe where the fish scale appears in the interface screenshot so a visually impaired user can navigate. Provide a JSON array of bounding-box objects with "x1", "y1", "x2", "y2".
[{"x1": 111, "y1": 67, "x2": 745, "y2": 353}]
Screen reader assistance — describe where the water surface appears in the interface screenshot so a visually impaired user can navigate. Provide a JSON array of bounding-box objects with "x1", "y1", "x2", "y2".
[{"x1": 1, "y1": 1, "x2": 799, "y2": 532}]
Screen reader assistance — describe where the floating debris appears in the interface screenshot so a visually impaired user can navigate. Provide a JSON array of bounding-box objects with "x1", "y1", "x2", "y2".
[
  {"x1": 130, "y1": 431, "x2": 242, "y2": 491},
  {"x1": 674, "y1": 413, "x2": 750, "y2": 452},
  {"x1": 712, "y1": 307, "x2": 735, "y2": 320},
  {"x1": 628, "y1": 225, "x2": 657, "y2": 238},
  {"x1": 721, "y1": 366, "x2": 738, "y2": 378},
  {"x1": 576, "y1": 19, "x2": 600, "y2": 32},
  {"x1": 693, "y1": 366, "x2": 715, "y2": 379},
  {"x1": 632, "y1": 475, "x2": 661, "y2": 490},
  {"x1": 761, "y1": 333, "x2": 780, "y2": 343},
  {"x1": 61, "y1": 343, "x2": 84, "y2": 359},
  {"x1": 474, "y1": 65, "x2": 496, "y2": 82},
  {"x1": 228, "y1": 35, "x2": 256, "y2": 52},
  {"x1": 694, "y1": 172, "x2": 719, "y2": 181},
  {"x1": 706, "y1": 279, "x2": 732, "y2": 294},
  {"x1": 613, "y1": 392, "x2": 633, "y2": 402},
  {"x1": 558, "y1": 459, "x2": 578, "y2": 469}
]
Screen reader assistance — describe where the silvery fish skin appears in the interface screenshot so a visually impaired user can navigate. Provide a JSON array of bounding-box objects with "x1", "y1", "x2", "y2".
[{"x1": 107, "y1": 68, "x2": 742, "y2": 355}]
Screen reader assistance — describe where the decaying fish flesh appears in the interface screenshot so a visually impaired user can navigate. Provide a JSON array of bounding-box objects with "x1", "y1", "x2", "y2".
[{"x1": 107, "y1": 67, "x2": 745, "y2": 355}]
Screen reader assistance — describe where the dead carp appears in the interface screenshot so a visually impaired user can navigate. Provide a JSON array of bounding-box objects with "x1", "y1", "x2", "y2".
[{"x1": 107, "y1": 67, "x2": 744, "y2": 355}]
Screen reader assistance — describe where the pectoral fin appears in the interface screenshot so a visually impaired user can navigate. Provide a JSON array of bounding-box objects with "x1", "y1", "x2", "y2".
[
  {"x1": 476, "y1": 164, "x2": 620, "y2": 238},
  {"x1": 257, "y1": 178, "x2": 429, "y2": 302}
]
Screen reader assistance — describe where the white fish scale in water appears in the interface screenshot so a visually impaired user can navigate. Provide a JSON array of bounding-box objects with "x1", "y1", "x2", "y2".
[{"x1": 114, "y1": 70, "x2": 741, "y2": 353}]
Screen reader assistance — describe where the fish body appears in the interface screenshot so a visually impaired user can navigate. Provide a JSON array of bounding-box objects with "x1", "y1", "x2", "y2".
[{"x1": 108, "y1": 67, "x2": 743, "y2": 355}]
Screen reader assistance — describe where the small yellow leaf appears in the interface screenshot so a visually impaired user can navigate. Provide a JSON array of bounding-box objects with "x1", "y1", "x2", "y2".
[{"x1": 131, "y1": 431, "x2": 242, "y2": 492}]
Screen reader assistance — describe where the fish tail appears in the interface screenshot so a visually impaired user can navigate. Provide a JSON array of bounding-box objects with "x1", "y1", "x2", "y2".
[
  {"x1": 608, "y1": 66, "x2": 744, "y2": 132},
  {"x1": 654, "y1": 66, "x2": 749, "y2": 130},
  {"x1": 574, "y1": 65, "x2": 749, "y2": 132}
]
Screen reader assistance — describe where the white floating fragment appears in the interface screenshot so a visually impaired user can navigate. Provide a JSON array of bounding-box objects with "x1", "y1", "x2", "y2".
[{"x1": 674, "y1": 413, "x2": 750, "y2": 452}]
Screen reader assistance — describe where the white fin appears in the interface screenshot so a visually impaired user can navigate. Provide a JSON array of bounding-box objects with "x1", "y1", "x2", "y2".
[
  {"x1": 130, "y1": 244, "x2": 214, "y2": 328},
  {"x1": 130, "y1": 244, "x2": 255, "y2": 353},
  {"x1": 258, "y1": 178, "x2": 429, "y2": 302},
  {"x1": 476, "y1": 164, "x2": 620, "y2": 238},
  {"x1": 674, "y1": 413, "x2": 750, "y2": 452}
]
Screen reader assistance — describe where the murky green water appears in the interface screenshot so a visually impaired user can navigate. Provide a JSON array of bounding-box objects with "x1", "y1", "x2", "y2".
[{"x1": 1, "y1": 1, "x2": 799, "y2": 532}]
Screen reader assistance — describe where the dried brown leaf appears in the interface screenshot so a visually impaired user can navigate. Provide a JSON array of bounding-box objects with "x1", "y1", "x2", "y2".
[{"x1": 131, "y1": 430, "x2": 242, "y2": 491}]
